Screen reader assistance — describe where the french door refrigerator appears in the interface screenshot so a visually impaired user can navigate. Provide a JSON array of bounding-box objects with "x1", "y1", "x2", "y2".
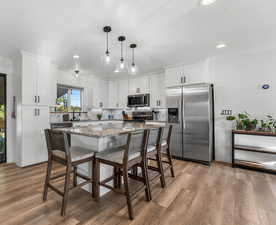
[{"x1": 166, "y1": 83, "x2": 214, "y2": 165}]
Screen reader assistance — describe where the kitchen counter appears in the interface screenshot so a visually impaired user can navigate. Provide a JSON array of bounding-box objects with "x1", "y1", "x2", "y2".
[
  {"x1": 50, "y1": 119, "x2": 167, "y2": 125},
  {"x1": 56, "y1": 121, "x2": 166, "y2": 138}
]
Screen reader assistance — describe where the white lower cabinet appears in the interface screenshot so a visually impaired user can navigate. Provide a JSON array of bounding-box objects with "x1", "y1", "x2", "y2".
[{"x1": 20, "y1": 106, "x2": 50, "y2": 167}]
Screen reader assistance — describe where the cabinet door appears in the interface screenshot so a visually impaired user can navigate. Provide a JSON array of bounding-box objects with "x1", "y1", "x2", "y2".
[
  {"x1": 37, "y1": 60, "x2": 56, "y2": 106},
  {"x1": 22, "y1": 55, "x2": 38, "y2": 105},
  {"x1": 93, "y1": 79, "x2": 108, "y2": 108},
  {"x1": 165, "y1": 67, "x2": 184, "y2": 87},
  {"x1": 118, "y1": 79, "x2": 128, "y2": 108},
  {"x1": 108, "y1": 81, "x2": 118, "y2": 107},
  {"x1": 21, "y1": 106, "x2": 49, "y2": 167},
  {"x1": 129, "y1": 77, "x2": 149, "y2": 94},
  {"x1": 150, "y1": 74, "x2": 166, "y2": 107}
]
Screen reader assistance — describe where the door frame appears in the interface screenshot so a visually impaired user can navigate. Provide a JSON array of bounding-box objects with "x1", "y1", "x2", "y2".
[{"x1": 0, "y1": 73, "x2": 7, "y2": 163}]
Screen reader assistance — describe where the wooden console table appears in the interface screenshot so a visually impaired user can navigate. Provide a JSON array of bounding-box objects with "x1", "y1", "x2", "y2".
[{"x1": 232, "y1": 130, "x2": 276, "y2": 173}]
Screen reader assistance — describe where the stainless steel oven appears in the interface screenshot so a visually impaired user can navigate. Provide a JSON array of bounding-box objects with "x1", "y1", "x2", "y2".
[{"x1": 127, "y1": 94, "x2": 150, "y2": 107}]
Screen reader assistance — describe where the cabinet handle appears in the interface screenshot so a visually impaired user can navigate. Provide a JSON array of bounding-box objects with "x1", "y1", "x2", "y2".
[
  {"x1": 38, "y1": 108, "x2": 40, "y2": 116},
  {"x1": 38, "y1": 96, "x2": 40, "y2": 103},
  {"x1": 34, "y1": 96, "x2": 37, "y2": 103},
  {"x1": 34, "y1": 108, "x2": 37, "y2": 116}
]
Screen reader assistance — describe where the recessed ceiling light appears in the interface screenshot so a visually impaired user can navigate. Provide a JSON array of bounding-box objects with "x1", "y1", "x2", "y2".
[
  {"x1": 73, "y1": 55, "x2": 79, "y2": 59},
  {"x1": 200, "y1": 0, "x2": 217, "y2": 6},
  {"x1": 216, "y1": 43, "x2": 227, "y2": 49}
]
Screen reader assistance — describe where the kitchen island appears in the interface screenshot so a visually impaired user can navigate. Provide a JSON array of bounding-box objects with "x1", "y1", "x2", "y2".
[{"x1": 58, "y1": 121, "x2": 166, "y2": 196}]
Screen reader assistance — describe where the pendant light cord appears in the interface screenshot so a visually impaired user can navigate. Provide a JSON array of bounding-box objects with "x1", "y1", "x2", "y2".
[
  {"x1": 106, "y1": 32, "x2": 109, "y2": 54},
  {"x1": 120, "y1": 41, "x2": 124, "y2": 61}
]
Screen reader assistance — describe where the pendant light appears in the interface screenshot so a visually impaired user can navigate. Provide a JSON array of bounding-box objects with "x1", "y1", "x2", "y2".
[
  {"x1": 73, "y1": 55, "x2": 80, "y2": 77},
  {"x1": 103, "y1": 26, "x2": 112, "y2": 64},
  {"x1": 116, "y1": 35, "x2": 126, "y2": 72},
  {"x1": 129, "y1": 43, "x2": 138, "y2": 75}
]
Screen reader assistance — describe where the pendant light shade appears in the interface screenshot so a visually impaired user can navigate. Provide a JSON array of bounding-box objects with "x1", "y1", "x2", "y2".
[
  {"x1": 103, "y1": 26, "x2": 112, "y2": 65},
  {"x1": 73, "y1": 55, "x2": 80, "y2": 77},
  {"x1": 129, "y1": 44, "x2": 138, "y2": 75},
  {"x1": 116, "y1": 36, "x2": 127, "y2": 72}
]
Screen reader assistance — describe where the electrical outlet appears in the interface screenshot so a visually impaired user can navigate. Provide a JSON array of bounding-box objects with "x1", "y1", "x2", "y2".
[{"x1": 221, "y1": 109, "x2": 232, "y2": 116}]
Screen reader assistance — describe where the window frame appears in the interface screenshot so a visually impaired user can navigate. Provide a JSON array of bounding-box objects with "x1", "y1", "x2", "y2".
[{"x1": 56, "y1": 84, "x2": 83, "y2": 111}]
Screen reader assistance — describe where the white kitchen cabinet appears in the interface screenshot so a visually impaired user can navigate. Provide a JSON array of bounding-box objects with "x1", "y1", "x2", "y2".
[
  {"x1": 150, "y1": 74, "x2": 166, "y2": 107},
  {"x1": 108, "y1": 80, "x2": 119, "y2": 107},
  {"x1": 118, "y1": 79, "x2": 129, "y2": 108},
  {"x1": 22, "y1": 54, "x2": 38, "y2": 105},
  {"x1": 20, "y1": 106, "x2": 49, "y2": 167},
  {"x1": 21, "y1": 52, "x2": 57, "y2": 106},
  {"x1": 165, "y1": 66, "x2": 185, "y2": 87},
  {"x1": 129, "y1": 76, "x2": 150, "y2": 94},
  {"x1": 93, "y1": 79, "x2": 108, "y2": 108}
]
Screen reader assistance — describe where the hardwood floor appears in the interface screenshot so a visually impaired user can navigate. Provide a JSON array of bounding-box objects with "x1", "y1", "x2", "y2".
[{"x1": 0, "y1": 160, "x2": 276, "y2": 225}]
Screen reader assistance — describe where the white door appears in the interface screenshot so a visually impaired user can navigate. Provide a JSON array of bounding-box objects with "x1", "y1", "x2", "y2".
[
  {"x1": 165, "y1": 66, "x2": 184, "y2": 87},
  {"x1": 22, "y1": 55, "x2": 38, "y2": 105},
  {"x1": 118, "y1": 79, "x2": 128, "y2": 107},
  {"x1": 129, "y1": 77, "x2": 149, "y2": 94},
  {"x1": 150, "y1": 74, "x2": 166, "y2": 107},
  {"x1": 108, "y1": 81, "x2": 118, "y2": 107},
  {"x1": 21, "y1": 106, "x2": 49, "y2": 166},
  {"x1": 37, "y1": 60, "x2": 56, "y2": 106}
]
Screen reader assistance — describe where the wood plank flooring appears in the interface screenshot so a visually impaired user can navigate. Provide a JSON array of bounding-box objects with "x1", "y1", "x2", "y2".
[{"x1": 0, "y1": 160, "x2": 276, "y2": 225}]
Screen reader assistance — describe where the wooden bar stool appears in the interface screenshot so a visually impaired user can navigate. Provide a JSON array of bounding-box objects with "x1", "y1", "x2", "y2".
[
  {"x1": 93, "y1": 130, "x2": 151, "y2": 220},
  {"x1": 147, "y1": 125, "x2": 175, "y2": 181},
  {"x1": 43, "y1": 129, "x2": 96, "y2": 216},
  {"x1": 146, "y1": 127, "x2": 167, "y2": 188},
  {"x1": 160, "y1": 125, "x2": 175, "y2": 177}
]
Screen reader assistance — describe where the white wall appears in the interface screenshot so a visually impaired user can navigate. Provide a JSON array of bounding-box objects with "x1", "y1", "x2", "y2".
[
  {"x1": 209, "y1": 48, "x2": 276, "y2": 162},
  {"x1": 0, "y1": 56, "x2": 16, "y2": 163}
]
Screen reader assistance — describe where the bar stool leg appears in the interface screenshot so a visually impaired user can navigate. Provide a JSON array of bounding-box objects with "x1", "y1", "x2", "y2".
[
  {"x1": 141, "y1": 161, "x2": 152, "y2": 201},
  {"x1": 166, "y1": 146, "x2": 175, "y2": 177},
  {"x1": 123, "y1": 167, "x2": 134, "y2": 220},
  {"x1": 156, "y1": 149, "x2": 166, "y2": 188},
  {"x1": 61, "y1": 165, "x2": 71, "y2": 216},
  {"x1": 73, "y1": 166, "x2": 77, "y2": 187},
  {"x1": 93, "y1": 158, "x2": 100, "y2": 201},
  {"x1": 43, "y1": 157, "x2": 53, "y2": 202}
]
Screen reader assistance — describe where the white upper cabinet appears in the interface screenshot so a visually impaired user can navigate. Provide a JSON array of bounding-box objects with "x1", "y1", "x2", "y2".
[
  {"x1": 150, "y1": 74, "x2": 166, "y2": 107},
  {"x1": 108, "y1": 80, "x2": 118, "y2": 108},
  {"x1": 37, "y1": 61, "x2": 57, "y2": 106},
  {"x1": 165, "y1": 66, "x2": 185, "y2": 87},
  {"x1": 92, "y1": 79, "x2": 108, "y2": 108},
  {"x1": 165, "y1": 60, "x2": 211, "y2": 87},
  {"x1": 129, "y1": 76, "x2": 149, "y2": 95},
  {"x1": 21, "y1": 52, "x2": 57, "y2": 106},
  {"x1": 118, "y1": 79, "x2": 129, "y2": 107},
  {"x1": 22, "y1": 54, "x2": 38, "y2": 105}
]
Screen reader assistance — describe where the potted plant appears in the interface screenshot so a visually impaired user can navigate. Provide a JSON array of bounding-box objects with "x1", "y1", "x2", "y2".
[
  {"x1": 96, "y1": 113, "x2": 102, "y2": 121},
  {"x1": 226, "y1": 112, "x2": 258, "y2": 131}
]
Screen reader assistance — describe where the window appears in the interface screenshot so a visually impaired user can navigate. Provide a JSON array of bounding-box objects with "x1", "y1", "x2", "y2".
[{"x1": 56, "y1": 85, "x2": 83, "y2": 112}]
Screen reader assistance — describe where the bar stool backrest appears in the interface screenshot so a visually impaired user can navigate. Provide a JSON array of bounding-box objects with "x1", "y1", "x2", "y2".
[
  {"x1": 122, "y1": 130, "x2": 150, "y2": 166},
  {"x1": 148, "y1": 127, "x2": 164, "y2": 148},
  {"x1": 44, "y1": 129, "x2": 71, "y2": 160},
  {"x1": 163, "y1": 125, "x2": 173, "y2": 145}
]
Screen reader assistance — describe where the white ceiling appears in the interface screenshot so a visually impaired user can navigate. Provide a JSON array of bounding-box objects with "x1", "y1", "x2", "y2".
[{"x1": 1, "y1": 0, "x2": 276, "y2": 78}]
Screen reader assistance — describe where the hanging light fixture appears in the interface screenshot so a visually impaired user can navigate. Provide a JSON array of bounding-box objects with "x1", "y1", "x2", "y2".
[
  {"x1": 129, "y1": 43, "x2": 138, "y2": 75},
  {"x1": 73, "y1": 55, "x2": 80, "y2": 77},
  {"x1": 103, "y1": 26, "x2": 112, "y2": 65},
  {"x1": 115, "y1": 35, "x2": 126, "y2": 72}
]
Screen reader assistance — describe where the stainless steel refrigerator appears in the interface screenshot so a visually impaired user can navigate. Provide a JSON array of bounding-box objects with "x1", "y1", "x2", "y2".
[{"x1": 166, "y1": 83, "x2": 214, "y2": 164}]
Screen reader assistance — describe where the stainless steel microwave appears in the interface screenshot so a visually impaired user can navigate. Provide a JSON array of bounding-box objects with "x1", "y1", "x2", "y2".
[{"x1": 127, "y1": 94, "x2": 150, "y2": 107}]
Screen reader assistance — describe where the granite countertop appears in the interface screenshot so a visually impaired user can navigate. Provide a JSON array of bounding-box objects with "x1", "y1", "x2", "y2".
[
  {"x1": 50, "y1": 119, "x2": 167, "y2": 124},
  {"x1": 56, "y1": 121, "x2": 167, "y2": 138}
]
